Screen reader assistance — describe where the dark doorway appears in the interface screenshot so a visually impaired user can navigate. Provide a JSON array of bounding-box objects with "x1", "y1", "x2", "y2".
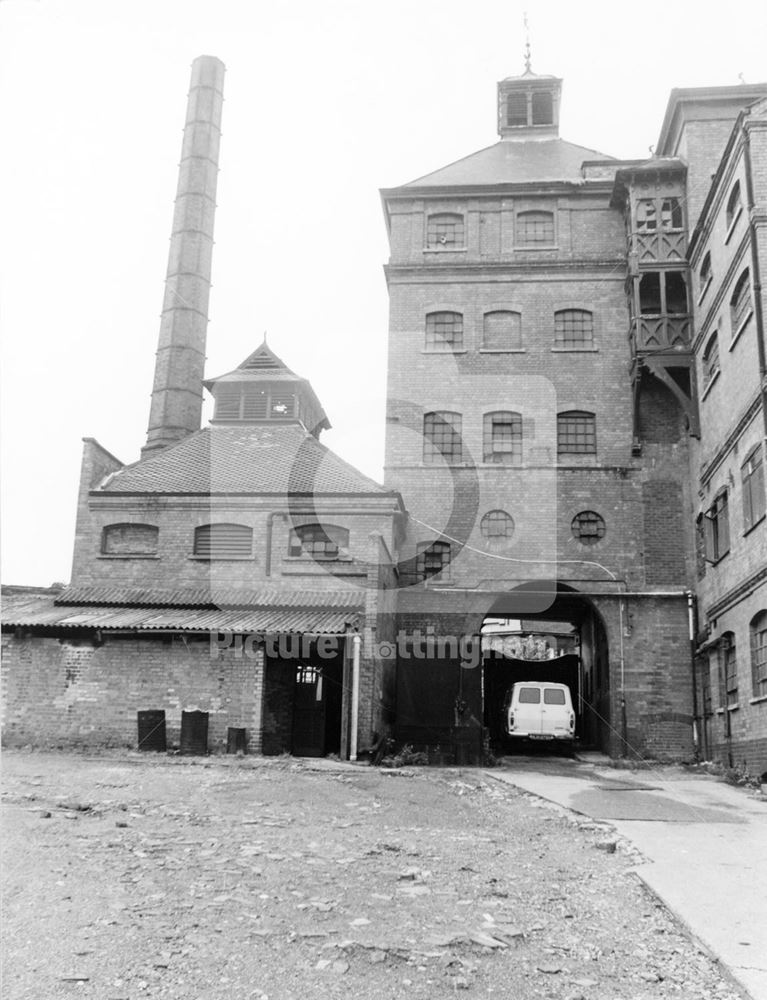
[{"x1": 291, "y1": 657, "x2": 343, "y2": 758}]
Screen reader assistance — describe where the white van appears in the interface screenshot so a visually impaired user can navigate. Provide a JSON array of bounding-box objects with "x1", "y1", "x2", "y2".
[{"x1": 504, "y1": 682, "x2": 575, "y2": 741}]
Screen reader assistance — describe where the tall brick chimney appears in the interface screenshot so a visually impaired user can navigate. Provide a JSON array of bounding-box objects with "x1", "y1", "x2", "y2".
[{"x1": 142, "y1": 55, "x2": 225, "y2": 456}]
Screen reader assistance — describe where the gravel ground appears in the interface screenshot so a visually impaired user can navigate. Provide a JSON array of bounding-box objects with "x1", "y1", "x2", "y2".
[{"x1": 1, "y1": 750, "x2": 746, "y2": 1000}]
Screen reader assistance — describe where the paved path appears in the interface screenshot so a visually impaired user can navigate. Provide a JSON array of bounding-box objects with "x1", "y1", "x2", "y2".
[{"x1": 488, "y1": 756, "x2": 767, "y2": 1000}]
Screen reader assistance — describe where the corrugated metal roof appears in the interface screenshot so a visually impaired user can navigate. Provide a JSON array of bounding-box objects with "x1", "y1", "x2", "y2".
[
  {"x1": 56, "y1": 585, "x2": 364, "y2": 610},
  {"x1": 2, "y1": 593, "x2": 358, "y2": 635},
  {"x1": 99, "y1": 424, "x2": 391, "y2": 496}
]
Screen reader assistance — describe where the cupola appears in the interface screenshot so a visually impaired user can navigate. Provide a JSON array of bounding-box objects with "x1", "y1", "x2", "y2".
[
  {"x1": 203, "y1": 341, "x2": 330, "y2": 438},
  {"x1": 497, "y1": 63, "x2": 562, "y2": 140}
]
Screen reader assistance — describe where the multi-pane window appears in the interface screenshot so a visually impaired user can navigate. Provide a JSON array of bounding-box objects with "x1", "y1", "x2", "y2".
[
  {"x1": 704, "y1": 490, "x2": 730, "y2": 562},
  {"x1": 554, "y1": 309, "x2": 594, "y2": 348},
  {"x1": 482, "y1": 311, "x2": 522, "y2": 350},
  {"x1": 557, "y1": 411, "x2": 596, "y2": 455},
  {"x1": 636, "y1": 198, "x2": 682, "y2": 231},
  {"x1": 699, "y1": 252, "x2": 712, "y2": 299},
  {"x1": 516, "y1": 211, "x2": 555, "y2": 246},
  {"x1": 194, "y1": 523, "x2": 253, "y2": 559},
  {"x1": 571, "y1": 511, "x2": 606, "y2": 545},
  {"x1": 288, "y1": 523, "x2": 349, "y2": 560},
  {"x1": 741, "y1": 445, "x2": 766, "y2": 532},
  {"x1": 426, "y1": 213, "x2": 465, "y2": 249},
  {"x1": 730, "y1": 269, "x2": 752, "y2": 334},
  {"x1": 423, "y1": 412, "x2": 463, "y2": 464},
  {"x1": 425, "y1": 311, "x2": 464, "y2": 351},
  {"x1": 726, "y1": 181, "x2": 742, "y2": 229},
  {"x1": 416, "y1": 540, "x2": 451, "y2": 580},
  {"x1": 102, "y1": 523, "x2": 159, "y2": 555},
  {"x1": 719, "y1": 632, "x2": 738, "y2": 707},
  {"x1": 483, "y1": 411, "x2": 522, "y2": 464},
  {"x1": 751, "y1": 611, "x2": 767, "y2": 698},
  {"x1": 702, "y1": 333, "x2": 720, "y2": 389},
  {"x1": 480, "y1": 510, "x2": 515, "y2": 541},
  {"x1": 638, "y1": 271, "x2": 688, "y2": 314}
]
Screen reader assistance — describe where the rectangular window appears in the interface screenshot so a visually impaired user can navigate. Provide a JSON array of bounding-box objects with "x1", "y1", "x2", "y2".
[
  {"x1": 425, "y1": 312, "x2": 464, "y2": 351},
  {"x1": 426, "y1": 214, "x2": 465, "y2": 249},
  {"x1": 704, "y1": 491, "x2": 730, "y2": 562},
  {"x1": 483, "y1": 412, "x2": 522, "y2": 464},
  {"x1": 516, "y1": 211, "x2": 554, "y2": 246},
  {"x1": 506, "y1": 93, "x2": 527, "y2": 127},
  {"x1": 518, "y1": 688, "x2": 541, "y2": 704},
  {"x1": 288, "y1": 524, "x2": 349, "y2": 560},
  {"x1": 554, "y1": 310, "x2": 594, "y2": 348},
  {"x1": 742, "y1": 446, "x2": 766, "y2": 532},
  {"x1": 424, "y1": 412, "x2": 463, "y2": 464},
  {"x1": 557, "y1": 412, "x2": 596, "y2": 455},
  {"x1": 416, "y1": 540, "x2": 451, "y2": 580},
  {"x1": 752, "y1": 615, "x2": 767, "y2": 698},
  {"x1": 702, "y1": 334, "x2": 719, "y2": 388},
  {"x1": 543, "y1": 688, "x2": 566, "y2": 705},
  {"x1": 720, "y1": 635, "x2": 738, "y2": 707}
]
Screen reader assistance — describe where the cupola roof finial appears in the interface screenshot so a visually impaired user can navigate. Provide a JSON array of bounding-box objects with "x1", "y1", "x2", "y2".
[{"x1": 523, "y1": 10, "x2": 532, "y2": 73}]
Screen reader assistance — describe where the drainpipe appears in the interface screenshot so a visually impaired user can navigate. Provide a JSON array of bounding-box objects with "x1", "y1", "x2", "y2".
[
  {"x1": 742, "y1": 119, "x2": 767, "y2": 437},
  {"x1": 687, "y1": 590, "x2": 700, "y2": 759},
  {"x1": 618, "y1": 599, "x2": 627, "y2": 756},
  {"x1": 350, "y1": 633, "x2": 362, "y2": 762}
]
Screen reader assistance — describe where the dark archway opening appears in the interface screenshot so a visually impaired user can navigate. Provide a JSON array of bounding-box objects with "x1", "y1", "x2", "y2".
[{"x1": 481, "y1": 584, "x2": 610, "y2": 754}]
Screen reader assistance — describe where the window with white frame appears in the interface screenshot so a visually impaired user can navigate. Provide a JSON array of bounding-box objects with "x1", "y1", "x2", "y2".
[{"x1": 751, "y1": 611, "x2": 767, "y2": 699}]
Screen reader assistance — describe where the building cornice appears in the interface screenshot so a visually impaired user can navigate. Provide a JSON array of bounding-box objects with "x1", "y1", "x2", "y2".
[{"x1": 704, "y1": 561, "x2": 767, "y2": 621}]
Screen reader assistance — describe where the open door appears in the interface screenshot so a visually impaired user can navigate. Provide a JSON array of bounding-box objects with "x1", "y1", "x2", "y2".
[{"x1": 292, "y1": 665, "x2": 326, "y2": 757}]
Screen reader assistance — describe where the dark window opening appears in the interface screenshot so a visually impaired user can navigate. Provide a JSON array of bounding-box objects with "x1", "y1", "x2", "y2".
[
  {"x1": 543, "y1": 688, "x2": 566, "y2": 705},
  {"x1": 726, "y1": 181, "x2": 742, "y2": 228},
  {"x1": 742, "y1": 445, "x2": 766, "y2": 532},
  {"x1": 557, "y1": 411, "x2": 596, "y2": 455},
  {"x1": 639, "y1": 272, "x2": 662, "y2": 314},
  {"x1": 636, "y1": 200, "x2": 658, "y2": 232},
  {"x1": 424, "y1": 411, "x2": 463, "y2": 464},
  {"x1": 666, "y1": 272, "x2": 688, "y2": 314},
  {"x1": 700, "y1": 252, "x2": 712, "y2": 297},
  {"x1": 483, "y1": 311, "x2": 522, "y2": 350},
  {"x1": 288, "y1": 524, "x2": 349, "y2": 560},
  {"x1": 704, "y1": 491, "x2": 730, "y2": 562},
  {"x1": 730, "y1": 269, "x2": 752, "y2": 333},
  {"x1": 425, "y1": 311, "x2": 464, "y2": 351},
  {"x1": 483, "y1": 411, "x2": 522, "y2": 465},
  {"x1": 518, "y1": 687, "x2": 541, "y2": 704},
  {"x1": 661, "y1": 198, "x2": 683, "y2": 229},
  {"x1": 751, "y1": 611, "x2": 767, "y2": 698},
  {"x1": 416, "y1": 540, "x2": 451, "y2": 580},
  {"x1": 506, "y1": 93, "x2": 527, "y2": 127},
  {"x1": 531, "y1": 90, "x2": 553, "y2": 125}
]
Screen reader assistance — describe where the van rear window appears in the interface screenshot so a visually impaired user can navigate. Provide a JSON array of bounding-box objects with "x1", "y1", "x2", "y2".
[
  {"x1": 544, "y1": 689, "x2": 566, "y2": 705},
  {"x1": 518, "y1": 688, "x2": 541, "y2": 703}
]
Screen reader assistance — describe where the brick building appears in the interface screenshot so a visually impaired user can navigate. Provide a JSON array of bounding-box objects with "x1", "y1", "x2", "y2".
[{"x1": 2, "y1": 58, "x2": 766, "y2": 772}]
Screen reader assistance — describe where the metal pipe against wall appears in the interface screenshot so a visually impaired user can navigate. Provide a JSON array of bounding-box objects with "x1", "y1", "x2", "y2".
[
  {"x1": 350, "y1": 633, "x2": 362, "y2": 761},
  {"x1": 143, "y1": 55, "x2": 225, "y2": 456}
]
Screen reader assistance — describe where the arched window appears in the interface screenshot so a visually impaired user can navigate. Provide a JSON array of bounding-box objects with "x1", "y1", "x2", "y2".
[
  {"x1": 426, "y1": 213, "x2": 465, "y2": 248},
  {"x1": 751, "y1": 612, "x2": 767, "y2": 699},
  {"x1": 416, "y1": 540, "x2": 451, "y2": 580},
  {"x1": 483, "y1": 411, "x2": 522, "y2": 464},
  {"x1": 557, "y1": 411, "x2": 596, "y2": 455},
  {"x1": 704, "y1": 490, "x2": 730, "y2": 562},
  {"x1": 480, "y1": 510, "x2": 515, "y2": 541},
  {"x1": 531, "y1": 90, "x2": 553, "y2": 125},
  {"x1": 482, "y1": 311, "x2": 522, "y2": 350},
  {"x1": 702, "y1": 332, "x2": 720, "y2": 388},
  {"x1": 288, "y1": 524, "x2": 349, "y2": 560},
  {"x1": 102, "y1": 523, "x2": 158, "y2": 555},
  {"x1": 516, "y1": 210, "x2": 555, "y2": 247},
  {"x1": 554, "y1": 309, "x2": 594, "y2": 348},
  {"x1": 423, "y1": 412, "x2": 462, "y2": 464},
  {"x1": 730, "y1": 269, "x2": 752, "y2": 334},
  {"x1": 699, "y1": 252, "x2": 712, "y2": 299},
  {"x1": 193, "y1": 523, "x2": 253, "y2": 559},
  {"x1": 425, "y1": 311, "x2": 464, "y2": 351},
  {"x1": 719, "y1": 632, "x2": 738, "y2": 707},
  {"x1": 726, "y1": 181, "x2": 742, "y2": 229}
]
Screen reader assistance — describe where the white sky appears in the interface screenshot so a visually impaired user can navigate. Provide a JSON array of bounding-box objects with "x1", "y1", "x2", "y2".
[{"x1": 2, "y1": 0, "x2": 766, "y2": 586}]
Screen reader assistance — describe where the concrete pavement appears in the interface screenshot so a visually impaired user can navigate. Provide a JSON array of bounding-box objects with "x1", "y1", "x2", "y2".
[{"x1": 488, "y1": 756, "x2": 767, "y2": 1000}]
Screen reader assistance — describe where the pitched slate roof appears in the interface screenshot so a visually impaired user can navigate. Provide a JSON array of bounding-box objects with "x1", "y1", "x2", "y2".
[
  {"x1": 99, "y1": 424, "x2": 392, "y2": 496},
  {"x1": 402, "y1": 138, "x2": 614, "y2": 188},
  {"x1": 1, "y1": 590, "x2": 358, "y2": 635}
]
